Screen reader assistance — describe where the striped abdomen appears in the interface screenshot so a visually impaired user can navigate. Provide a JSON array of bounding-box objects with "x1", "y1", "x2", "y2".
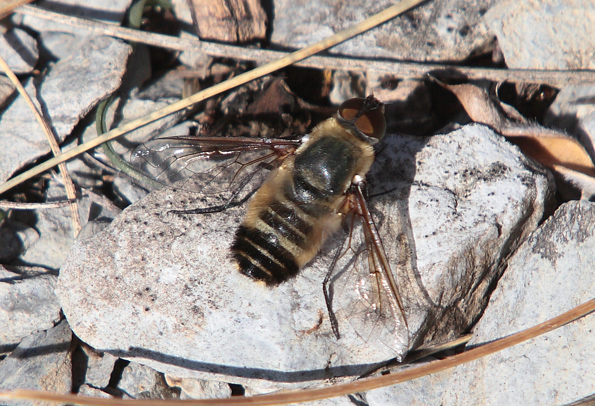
[
  {"x1": 232, "y1": 199, "x2": 326, "y2": 284},
  {"x1": 231, "y1": 119, "x2": 375, "y2": 285}
]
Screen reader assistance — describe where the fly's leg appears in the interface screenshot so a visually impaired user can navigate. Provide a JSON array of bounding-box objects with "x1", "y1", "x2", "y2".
[{"x1": 323, "y1": 194, "x2": 360, "y2": 340}]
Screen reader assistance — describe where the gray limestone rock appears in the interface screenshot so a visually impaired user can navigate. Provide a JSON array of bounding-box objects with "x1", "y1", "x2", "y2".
[
  {"x1": 164, "y1": 375, "x2": 231, "y2": 400},
  {"x1": 270, "y1": 0, "x2": 497, "y2": 62},
  {"x1": 368, "y1": 200, "x2": 595, "y2": 405},
  {"x1": 17, "y1": 0, "x2": 132, "y2": 35},
  {"x1": 16, "y1": 181, "x2": 121, "y2": 270},
  {"x1": 77, "y1": 385, "x2": 112, "y2": 398},
  {"x1": 0, "y1": 76, "x2": 15, "y2": 109},
  {"x1": 485, "y1": 0, "x2": 595, "y2": 69},
  {"x1": 0, "y1": 28, "x2": 38, "y2": 74},
  {"x1": 441, "y1": 200, "x2": 595, "y2": 405},
  {"x1": 0, "y1": 266, "x2": 61, "y2": 346},
  {"x1": 38, "y1": 31, "x2": 84, "y2": 60},
  {"x1": 0, "y1": 35, "x2": 131, "y2": 183},
  {"x1": 0, "y1": 320, "x2": 72, "y2": 395},
  {"x1": 117, "y1": 362, "x2": 178, "y2": 399},
  {"x1": 0, "y1": 224, "x2": 21, "y2": 263},
  {"x1": 80, "y1": 346, "x2": 118, "y2": 389}
]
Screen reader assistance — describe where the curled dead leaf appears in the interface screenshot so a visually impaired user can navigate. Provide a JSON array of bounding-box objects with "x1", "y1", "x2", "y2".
[
  {"x1": 431, "y1": 79, "x2": 513, "y2": 132},
  {"x1": 432, "y1": 75, "x2": 595, "y2": 198},
  {"x1": 505, "y1": 133, "x2": 595, "y2": 177}
]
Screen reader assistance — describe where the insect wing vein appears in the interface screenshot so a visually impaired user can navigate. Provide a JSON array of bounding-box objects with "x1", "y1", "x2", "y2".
[
  {"x1": 130, "y1": 136, "x2": 301, "y2": 204},
  {"x1": 329, "y1": 189, "x2": 409, "y2": 354}
]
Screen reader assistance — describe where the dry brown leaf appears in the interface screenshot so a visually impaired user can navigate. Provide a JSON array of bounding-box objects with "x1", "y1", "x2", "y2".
[
  {"x1": 433, "y1": 76, "x2": 595, "y2": 197},
  {"x1": 506, "y1": 134, "x2": 595, "y2": 176},
  {"x1": 434, "y1": 80, "x2": 514, "y2": 131}
]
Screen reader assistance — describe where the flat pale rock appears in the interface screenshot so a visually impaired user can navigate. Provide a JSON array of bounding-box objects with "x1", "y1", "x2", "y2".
[
  {"x1": 0, "y1": 266, "x2": 61, "y2": 346},
  {"x1": 164, "y1": 375, "x2": 231, "y2": 400},
  {"x1": 0, "y1": 36, "x2": 131, "y2": 183},
  {"x1": 16, "y1": 181, "x2": 121, "y2": 270},
  {"x1": 0, "y1": 320, "x2": 72, "y2": 394},
  {"x1": 442, "y1": 200, "x2": 595, "y2": 405},
  {"x1": 58, "y1": 124, "x2": 553, "y2": 389},
  {"x1": 485, "y1": 0, "x2": 595, "y2": 69},
  {"x1": 0, "y1": 76, "x2": 15, "y2": 109},
  {"x1": 117, "y1": 361, "x2": 179, "y2": 399},
  {"x1": 18, "y1": 0, "x2": 133, "y2": 35},
  {"x1": 80, "y1": 346, "x2": 118, "y2": 389},
  {"x1": 368, "y1": 200, "x2": 595, "y2": 405},
  {"x1": 0, "y1": 28, "x2": 38, "y2": 74},
  {"x1": 270, "y1": 0, "x2": 496, "y2": 62}
]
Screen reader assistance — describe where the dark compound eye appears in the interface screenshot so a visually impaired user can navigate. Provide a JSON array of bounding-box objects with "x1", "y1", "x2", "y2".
[{"x1": 338, "y1": 96, "x2": 386, "y2": 140}]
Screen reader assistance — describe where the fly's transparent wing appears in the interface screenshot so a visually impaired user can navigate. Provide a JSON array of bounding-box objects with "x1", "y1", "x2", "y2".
[
  {"x1": 131, "y1": 136, "x2": 301, "y2": 206},
  {"x1": 325, "y1": 186, "x2": 409, "y2": 356}
]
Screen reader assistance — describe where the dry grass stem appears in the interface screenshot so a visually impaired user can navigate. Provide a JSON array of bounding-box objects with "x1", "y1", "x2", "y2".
[
  {"x1": 1, "y1": 298, "x2": 593, "y2": 406},
  {"x1": 0, "y1": 55, "x2": 81, "y2": 234},
  {"x1": 0, "y1": 199, "x2": 76, "y2": 209},
  {"x1": 16, "y1": 4, "x2": 595, "y2": 87}
]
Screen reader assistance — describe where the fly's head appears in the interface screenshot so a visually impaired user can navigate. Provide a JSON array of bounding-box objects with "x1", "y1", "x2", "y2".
[{"x1": 337, "y1": 96, "x2": 386, "y2": 145}]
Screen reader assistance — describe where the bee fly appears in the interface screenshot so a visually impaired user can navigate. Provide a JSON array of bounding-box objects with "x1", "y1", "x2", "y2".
[
  {"x1": 232, "y1": 97, "x2": 386, "y2": 283},
  {"x1": 132, "y1": 96, "x2": 408, "y2": 345}
]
